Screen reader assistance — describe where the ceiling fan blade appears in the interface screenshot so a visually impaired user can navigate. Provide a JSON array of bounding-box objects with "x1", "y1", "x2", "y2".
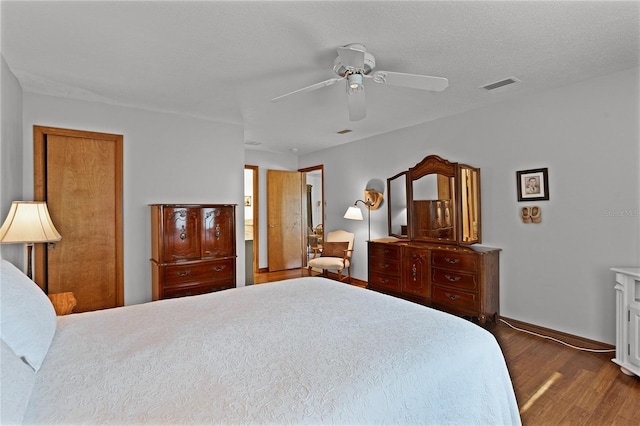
[
  {"x1": 370, "y1": 71, "x2": 449, "y2": 92},
  {"x1": 337, "y1": 46, "x2": 366, "y2": 71},
  {"x1": 347, "y1": 89, "x2": 366, "y2": 121},
  {"x1": 272, "y1": 77, "x2": 344, "y2": 102}
]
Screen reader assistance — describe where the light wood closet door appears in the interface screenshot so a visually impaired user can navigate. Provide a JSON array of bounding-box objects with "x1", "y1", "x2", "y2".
[
  {"x1": 34, "y1": 126, "x2": 123, "y2": 312},
  {"x1": 267, "y1": 170, "x2": 305, "y2": 271}
]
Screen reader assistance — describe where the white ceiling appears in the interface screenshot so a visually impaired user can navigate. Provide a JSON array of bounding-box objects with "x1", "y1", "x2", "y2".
[{"x1": 2, "y1": 1, "x2": 639, "y2": 156}]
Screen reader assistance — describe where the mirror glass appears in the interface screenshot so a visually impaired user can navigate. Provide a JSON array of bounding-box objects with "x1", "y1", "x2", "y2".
[
  {"x1": 459, "y1": 165, "x2": 480, "y2": 244},
  {"x1": 412, "y1": 174, "x2": 456, "y2": 242},
  {"x1": 387, "y1": 172, "x2": 407, "y2": 238}
]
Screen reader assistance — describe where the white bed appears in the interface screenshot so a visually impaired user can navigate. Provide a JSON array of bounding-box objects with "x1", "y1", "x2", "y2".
[{"x1": 1, "y1": 259, "x2": 521, "y2": 425}]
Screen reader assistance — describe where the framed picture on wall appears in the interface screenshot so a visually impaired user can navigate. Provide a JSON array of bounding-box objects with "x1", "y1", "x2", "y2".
[{"x1": 516, "y1": 168, "x2": 549, "y2": 201}]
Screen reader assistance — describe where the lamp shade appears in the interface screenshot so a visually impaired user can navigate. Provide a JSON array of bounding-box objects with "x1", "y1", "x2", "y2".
[
  {"x1": 0, "y1": 201, "x2": 62, "y2": 243},
  {"x1": 344, "y1": 206, "x2": 364, "y2": 221}
]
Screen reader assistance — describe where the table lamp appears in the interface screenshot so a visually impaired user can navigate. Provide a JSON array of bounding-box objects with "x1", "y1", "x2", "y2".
[{"x1": 0, "y1": 201, "x2": 62, "y2": 279}]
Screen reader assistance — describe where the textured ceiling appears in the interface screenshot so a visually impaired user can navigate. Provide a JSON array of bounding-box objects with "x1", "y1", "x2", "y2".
[{"x1": 2, "y1": 1, "x2": 639, "y2": 155}]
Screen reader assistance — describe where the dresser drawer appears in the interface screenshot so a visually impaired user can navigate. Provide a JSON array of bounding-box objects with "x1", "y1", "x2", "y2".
[
  {"x1": 369, "y1": 243, "x2": 401, "y2": 261},
  {"x1": 163, "y1": 259, "x2": 235, "y2": 286},
  {"x1": 368, "y1": 273, "x2": 401, "y2": 292},
  {"x1": 431, "y1": 268, "x2": 478, "y2": 291},
  {"x1": 369, "y1": 258, "x2": 400, "y2": 275},
  {"x1": 432, "y1": 285, "x2": 479, "y2": 312},
  {"x1": 162, "y1": 281, "x2": 233, "y2": 299},
  {"x1": 431, "y1": 250, "x2": 478, "y2": 271}
]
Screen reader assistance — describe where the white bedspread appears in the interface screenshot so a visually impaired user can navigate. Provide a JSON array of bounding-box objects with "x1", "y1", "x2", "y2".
[{"x1": 25, "y1": 277, "x2": 520, "y2": 425}]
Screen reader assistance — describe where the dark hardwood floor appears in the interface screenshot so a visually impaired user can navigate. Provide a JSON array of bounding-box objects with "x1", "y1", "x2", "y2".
[{"x1": 253, "y1": 268, "x2": 640, "y2": 425}]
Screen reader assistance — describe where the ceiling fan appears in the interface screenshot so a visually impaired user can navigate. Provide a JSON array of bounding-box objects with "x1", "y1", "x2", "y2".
[{"x1": 271, "y1": 43, "x2": 449, "y2": 121}]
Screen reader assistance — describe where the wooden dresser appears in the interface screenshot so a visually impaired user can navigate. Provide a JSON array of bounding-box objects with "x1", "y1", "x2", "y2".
[
  {"x1": 150, "y1": 204, "x2": 236, "y2": 300},
  {"x1": 369, "y1": 240, "x2": 500, "y2": 323}
]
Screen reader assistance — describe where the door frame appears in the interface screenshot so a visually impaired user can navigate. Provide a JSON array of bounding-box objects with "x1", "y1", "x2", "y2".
[
  {"x1": 33, "y1": 125, "x2": 124, "y2": 306},
  {"x1": 244, "y1": 164, "x2": 259, "y2": 273},
  {"x1": 299, "y1": 165, "x2": 324, "y2": 265}
]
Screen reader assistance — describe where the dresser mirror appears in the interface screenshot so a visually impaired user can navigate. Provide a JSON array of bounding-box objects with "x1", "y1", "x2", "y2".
[
  {"x1": 387, "y1": 171, "x2": 408, "y2": 238},
  {"x1": 387, "y1": 155, "x2": 481, "y2": 245}
]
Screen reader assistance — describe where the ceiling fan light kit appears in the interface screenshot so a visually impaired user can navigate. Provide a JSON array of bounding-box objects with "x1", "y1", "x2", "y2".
[
  {"x1": 347, "y1": 73, "x2": 363, "y2": 92},
  {"x1": 272, "y1": 43, "x2": 449, "y2": 121}
]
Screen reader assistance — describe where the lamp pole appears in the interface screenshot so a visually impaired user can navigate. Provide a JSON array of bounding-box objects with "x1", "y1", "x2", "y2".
[{"x1": 354, "y1": 199, "x2": 373, "y2": 241}]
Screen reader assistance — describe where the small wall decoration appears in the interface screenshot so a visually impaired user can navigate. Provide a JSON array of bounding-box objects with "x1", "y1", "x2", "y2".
[
  {"x1": 516, "y1": 168, "x2": 549, "y2": 201},
  {"x1": 244, "y1": 196, "x2": 252, "y2": 207},
  {"x1": 520, "y1": 206, "x2": 542, "y2": 223}
]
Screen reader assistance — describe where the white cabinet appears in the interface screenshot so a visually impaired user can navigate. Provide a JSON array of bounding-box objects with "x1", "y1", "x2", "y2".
[{"x1": 611, "y1": 267, "x2": 640, "y2": 377}]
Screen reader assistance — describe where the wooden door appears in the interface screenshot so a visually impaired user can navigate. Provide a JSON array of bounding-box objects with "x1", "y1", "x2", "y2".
[
  {"x1": 267, "y1": 170, "x2": 305, "y2": 271},
  {"x1": 34, "y1": 126, "x2": 123, "y2": 313}
]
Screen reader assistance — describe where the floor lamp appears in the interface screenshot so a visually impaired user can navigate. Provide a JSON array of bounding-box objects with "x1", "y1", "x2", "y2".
[
  {"x1": 0, "y1": 201, "x2": 62, "y2": 279},
  {"x1": 344, "y1": 199, "x2": 374, "y2": 241}
]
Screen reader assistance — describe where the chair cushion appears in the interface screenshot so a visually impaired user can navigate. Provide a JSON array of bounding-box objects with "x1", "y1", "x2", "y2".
[
  {"x1": 308, "y1": 257, "x2": 349, "y2": 270},
  {"x1": 321, "y1": 241, "x2": 349, "y2": 258}
]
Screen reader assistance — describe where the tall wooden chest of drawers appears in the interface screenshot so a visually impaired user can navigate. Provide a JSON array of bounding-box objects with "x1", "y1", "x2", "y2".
[
  {"x1": 368, "y1": 240, "x2": 500, "y2": 323},
  {"x1": 150, "y1": 204, "x2": 236, "y2": 300}
]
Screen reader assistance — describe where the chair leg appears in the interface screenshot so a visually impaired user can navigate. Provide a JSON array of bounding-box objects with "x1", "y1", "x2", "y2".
[{"x1": 338, "y1": 269, "x2": 343, "y2": 282}]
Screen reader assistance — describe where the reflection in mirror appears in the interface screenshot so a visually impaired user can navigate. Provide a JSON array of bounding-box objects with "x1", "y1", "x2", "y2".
[
  {"x1": 412, "y1": 174, "x2": 456, "y2": 242},
  {"x1": 387, "y1": 172, "x2": 407, "y2": 238},
  {"x1": 459, "y1": 166, "x2": 480, "y2": 243}
]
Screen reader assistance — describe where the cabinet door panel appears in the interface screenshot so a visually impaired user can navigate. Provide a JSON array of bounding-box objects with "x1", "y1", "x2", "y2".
[
  {"x1": 202, "y1": 206, "x2": 235, "y2": 258},
  {"x1": 163, "y1": 207, "x2": 200, "y2": 261},
  {"x1": 402, "y1": 248, "x2": 430, "y2": 298}
]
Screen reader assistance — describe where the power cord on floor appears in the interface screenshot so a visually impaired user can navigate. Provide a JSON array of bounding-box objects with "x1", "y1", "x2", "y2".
[{"x1": 499, "y1": 318, "x2": 615, "y2": 353}]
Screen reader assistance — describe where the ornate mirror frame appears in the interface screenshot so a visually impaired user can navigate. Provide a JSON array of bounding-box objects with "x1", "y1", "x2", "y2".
[{"x1": 387, "y1": 154, "x2": 481, "y2": 245}]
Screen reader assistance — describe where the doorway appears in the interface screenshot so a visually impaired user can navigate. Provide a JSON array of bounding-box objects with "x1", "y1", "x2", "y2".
[{"x1": 33, "y1": 126, "x2": 123, "y2": 312}]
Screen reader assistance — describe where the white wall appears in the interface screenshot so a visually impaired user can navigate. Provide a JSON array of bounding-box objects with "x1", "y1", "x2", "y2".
[
  {"x1": 0, "y1": 55, "x2": 24, "y2": 267},
  {"x1": 245, "y1": 149, "x2": 298, "y2": 270},
  {"x1": 300, "y1": 67, "x2": 640, "y2": 344},
  {"x1": 21, "y1": 93, "x2": 246, "y2": 305}
]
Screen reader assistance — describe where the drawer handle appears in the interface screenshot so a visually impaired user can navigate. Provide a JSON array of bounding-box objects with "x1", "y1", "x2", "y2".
[
  {"x1": 444, "y1": 292, "x2": 460, "y2": 300},
  {"x1": 379, "y1": 278, "x2": 389, "y2": 284},
  {"x1": 445, "y1": 274, "x2": 461, "y2": 282},
  {"x1": 379, "y1": 263, "x2": 389, "y2": 269},
  {"x1": 444, "y1": 257, "x2": 460, "y2": 264},
  {"x1": 212, "y1": 265, "x2": 226, "y2": 272},
  {"x1": 179, "y1": 225, "x2": 187, "y2": 241},
  {"x1": 176, "y1": 270, "x2": 191, "y2": 277}
]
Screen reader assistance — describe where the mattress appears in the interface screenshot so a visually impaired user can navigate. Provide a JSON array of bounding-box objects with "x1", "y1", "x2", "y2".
[{"x1": 24, "y1": 277, "x2": 520, "y2": 425}]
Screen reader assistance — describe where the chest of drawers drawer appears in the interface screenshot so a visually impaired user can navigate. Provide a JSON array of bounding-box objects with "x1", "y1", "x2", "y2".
[
  {"x1": 369, "y1": 243, "x2": 400, "y2": 261},
  {"x1": 368, "y1": 273, "x2": 401, "y2": 292},
  {"x1": 163, "y1": 259, "x2": 235, "y2": 286},
  {"x1": 369, "y1": 258, "x2": 401, "y2": 275},
  {"x1": 431, "y1": 268, "x2": 478, "y2": 291},
  {"x1": 432, "y1": 285, "x2": 479, "y2": 312},
  {"x1": 162, "y1": 280, "x2": 233, "y2": 299},
  {"x1": 431, "y1": 250, "x2": 478, "y2": 271}
]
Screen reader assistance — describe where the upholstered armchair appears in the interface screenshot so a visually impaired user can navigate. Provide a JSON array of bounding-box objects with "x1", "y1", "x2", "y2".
[{"x1": 307, "y1": 230, "x2": 354, "y2": 283}]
